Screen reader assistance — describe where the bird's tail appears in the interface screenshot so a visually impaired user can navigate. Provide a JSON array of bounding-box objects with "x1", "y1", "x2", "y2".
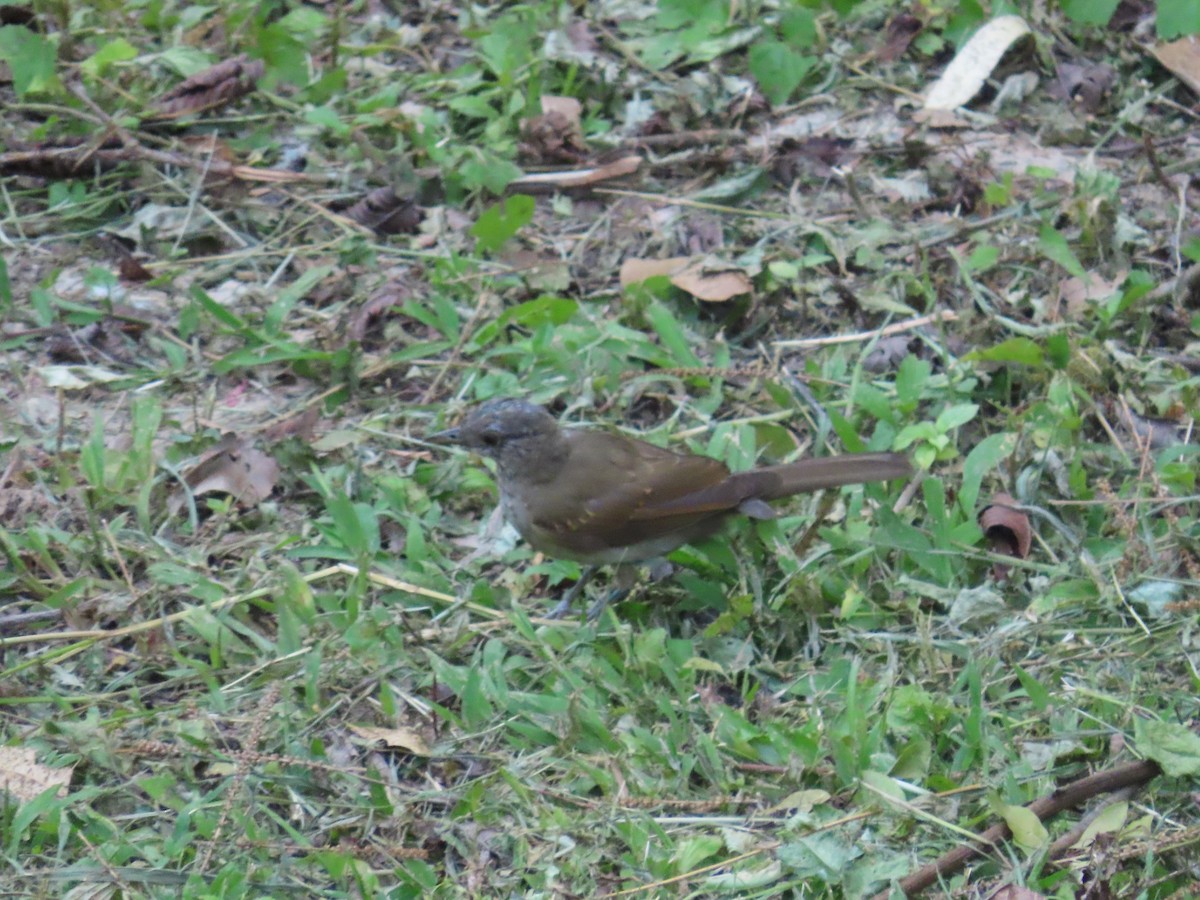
[{"x1": 756, "y1": 452, "x2": 911, "y2": 498}]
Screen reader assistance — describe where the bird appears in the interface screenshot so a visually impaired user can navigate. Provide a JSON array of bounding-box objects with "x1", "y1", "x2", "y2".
[{"x1": 433, "y1": 398, "x2": 911, "y2": 618}]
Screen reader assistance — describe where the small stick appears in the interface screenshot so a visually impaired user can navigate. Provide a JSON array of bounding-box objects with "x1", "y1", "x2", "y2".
[{"x1": 774, "y1": 310, "x2": 958, "y2": 349}]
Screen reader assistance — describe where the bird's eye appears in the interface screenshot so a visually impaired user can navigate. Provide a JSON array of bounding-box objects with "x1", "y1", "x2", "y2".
[{"x1": 480, "y1": 432, "x2": 501, "y2": 447}]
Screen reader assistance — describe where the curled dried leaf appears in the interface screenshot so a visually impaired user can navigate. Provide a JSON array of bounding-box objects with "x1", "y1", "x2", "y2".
[
  {"x1": 922, "y1": 15, "x2": 1032, "y2": 111},
  {"x1": 154, "y1": 54, "x2": 265, "y2": 119},
  {"x1": 170, "y1": 435, "x2": 279, "y2": 514},
  {"x1": 979, "y1": 492, "x2": 1032, "y2": 581},
  {"x1": 520, "y1": 95, "x2": 587, "y2": 163},
  {"x1": 343, "y1": 188, "x2": 423, "y2": 236}
]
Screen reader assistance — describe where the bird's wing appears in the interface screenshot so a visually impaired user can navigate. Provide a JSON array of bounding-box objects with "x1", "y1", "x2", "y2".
[{"x1": 517, "y1": 432, "x2": 718, "y2": 548}]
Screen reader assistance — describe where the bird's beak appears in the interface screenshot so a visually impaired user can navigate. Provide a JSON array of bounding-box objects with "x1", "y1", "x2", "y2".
[{"x1": 426, "y1": 426, "x2": 461, "y2": 445}]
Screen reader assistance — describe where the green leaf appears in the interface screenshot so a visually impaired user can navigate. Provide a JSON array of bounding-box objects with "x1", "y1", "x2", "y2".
[
  {"x1": 1037, "y1": 224, "x2": 1086, "y2": 277},
  {"x1": 0, "y1": 255, "x2": 10, "y2": 314},
  {"x1": 459, "y1": 155, "x2": 523, "y2": 194},
  {"x1": 645, "y1": 300, "x2": 703, "y2": 367},
  {"x1": 1013, "y1": 664, "x2": 1050, "y2": 711},
  {"x1": 779, "y1": 8, "x2": 817, "y2": 46},
  {"x1": 0, "y1": 26, "x2": 59, "y2": 97},
  {"x1": 1157, "y1": 0, "x2": 1200, "y2": 39},
  {"x1": 461, "y1": 665, "x2": 494, "y2": 729},
  {"x1": 996, "y1": 801, "x2": 1049, "y2": 852},
  {"x1": 257, "y1": 23, "x2": 308, "y2": 86},
  {"x1": 934, "y1": 403, "x2": 978, "y2": 433},
  {"x1": 1135, "y1": 718, "x2": 1200, "y2": 776},
  {"x1": 81, "y1": 38, "x2": 137, "y2": 79},
  {"x1": 965, "y1": 244, "x2": 999, "y2": 272},
  {"x1": 1046, "y1": 332, "x2": 1070, "y2": 368},
  {"x1": 325, "y1": 493, "x2": 379, "y2": 558},
  {"x1": 894, "y1": 422, "x2": 937, "y2": 450},
  {"x1": 471, "y1": 195, "x2": 535, "y2": 253},
  {"x1": 959, "y1": 432, "x2": 1015, "y2": 514},
  {"x1": 478, "y1": 14, "x2": 534, "y2": 83},
  {"x1": 894, "y1": 356, "x2": 930, "y2": 410},
  {"x1": 673, "y1": 835, "x2": 723, "y2": 873},
  {"x1": 966, "y1": 337, "x2": 1045, "y2": 366},
  {"x1": 1063, "y1": 0, "x2": 1120, "y2": 25},
  {"x1": 748, "y1": 40, "x2": 815, "y2": 107}
]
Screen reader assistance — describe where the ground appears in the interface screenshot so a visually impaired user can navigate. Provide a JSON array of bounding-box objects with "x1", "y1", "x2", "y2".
[{"x1": 2, "y1": 1, "x2": 1199, "y2": 898}]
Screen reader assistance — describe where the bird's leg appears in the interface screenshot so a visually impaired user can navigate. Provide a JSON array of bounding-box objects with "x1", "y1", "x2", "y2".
[
  {"x1": 585, "y1": 563, "x2": 643, "y2": 620},
  {"x1": 586, "y1": 585, "x2": 631, "y2": 620},
  {"x1": 545, "y1": 565, "x2": 598, "y2": 619}
]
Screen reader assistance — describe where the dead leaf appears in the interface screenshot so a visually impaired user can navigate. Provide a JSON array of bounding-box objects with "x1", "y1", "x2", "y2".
[
  {"x1": 877, "y1": 13, "x2": 923, "y2": 62},
  {"x1": 669, "y1": 264, "x2": 752, "y2": 302},
  {"x1": 342, "y1": 188, "x2": 423, "y2": 236},
  {"x1": 979, "y1": 492, "x2": 1032, "y2": 581},
  {"x1": 923, "y1": 16, "x2": 1032, "y2": 111},
  {"x1": 508, "y1": 155, "x2": 640, "y2": 191},
  {"x1": 170, "y1": 435, "x2": 279, "y2": 514},
  {"x1": 862, "y1": 335, "x2": 919, "y2": 373},
  {"x1": 620, "y1": 256, "x2": 752, "y2": 302},
  {"x1": 1055, "y1": 272, "x2": 1120, "y2": 320},
  {"x1": 347, "y1": 724, "x2": 432, "y2": 756},
  {"x1": 540, "y1": 95, "x2": 581, "y2": 123},
  {"x1": 263, "y1": 407, "x2": 320, "y2": 443},
  {"x1": 0, "y1": 746, "x2": 73, "y2": 803},
  {"x1": 153, "y1": 54, "x2": 265, "y2": 119},
  {"x1": 1052, "y1": 62, "x2": 1116, "y2": 113},
  {"x1": 619, "y1": 256, "x2": 691, "y2": 286},
  {"x1": 1151, "y1": 37, "x2": 1200, "y2": 97}
]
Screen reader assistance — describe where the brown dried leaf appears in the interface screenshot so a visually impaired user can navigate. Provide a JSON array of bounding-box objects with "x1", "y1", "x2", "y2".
[
  {"x1": 862, "y1": 335, "x2": 919, "y2": 373},
  {"x1": 343, "y1": 188, "x2": 423, "y2": 236},
  {"x1": 262, "y1": 407, "x2": 320, "y2": 443},
  {"x1": 669, "y1": 264, "x2": 752, "y2": 302},
  {"x1": 619, "y1": 256, "x2": 692, "y2": 287},
  {"x1": 979, "y1": 492, "x2": 1032, "y2": 581},
  {"x1": 154, "y1": 54, "x2": 265, "y2": 119},
  {"x1": 0, "y1": 746, "x2": 73, "y2": 803},
  {"x1": 877, "y1": 13, "x2": 923, "y2": 62},
  {"x1": 44, "y1": 313, "x2": 146, "y2": 365},
  {"x1": 520, "y1": 95, "x2": 587, "y2": 163},
  {"x1": 171, "y1": 435, "x2": 279, "y2": 514},
  {"x1": 1053, "y1": 62, "x2": 1116, "y2": 113},
  {"x1": 349, "y1": 286, "x2": 411, "y2": 342},
  {"x1": 772, "y1": 136, "x2": 852, "y2": 182},
  {"x1": 620, "y1": 255, "x2": 752, "y2": 302},
  {"x1": 347, "y1": 724, "x2": 432, "y2": 756},
  {"x1": 509, "y1": 155, "x2": 640, "y2": 191},
  {"x1": 1151, "y1": 37, "x2": 1200, "y2": 97},
  {"x1": 1055, "y1": 272, "x2": 1120, "y2": 320}
]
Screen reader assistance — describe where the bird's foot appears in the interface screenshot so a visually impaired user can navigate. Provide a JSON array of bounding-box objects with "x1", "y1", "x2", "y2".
[
  {"x1": 586, "y1": 587, "x2": 631, "y2": 621},
  {"x1": 543, "y1": 565, "x2": 596, "y2": 620}
]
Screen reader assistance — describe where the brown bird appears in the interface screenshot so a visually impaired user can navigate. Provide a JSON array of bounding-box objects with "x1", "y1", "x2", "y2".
[{"x1": 434, "y1": 399, "x2": 910, "y2": 618}]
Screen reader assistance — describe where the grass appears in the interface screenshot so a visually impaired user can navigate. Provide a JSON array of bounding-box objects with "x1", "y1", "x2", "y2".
[{"x1": 2, "y1": 1, "x2": 1200, "y2": 897}]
